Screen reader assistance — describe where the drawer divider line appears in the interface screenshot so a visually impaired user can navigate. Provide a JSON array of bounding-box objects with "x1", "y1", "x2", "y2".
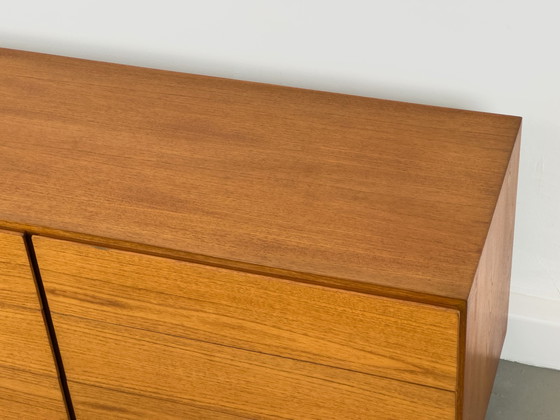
[{"x1": 24, "y1": 233, "x2": 76, "y2": 420}]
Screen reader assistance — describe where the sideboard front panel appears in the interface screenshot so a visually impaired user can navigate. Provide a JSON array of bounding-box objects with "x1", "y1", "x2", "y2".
[
  {"x1": 0, "y1": 230, "x2": 66, "y2": 419},
  {"x1": 34, "y1": 236, "x2": 459, "y2": 419}
]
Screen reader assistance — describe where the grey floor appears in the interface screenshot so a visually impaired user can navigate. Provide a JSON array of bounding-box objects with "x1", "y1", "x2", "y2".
[{"x1": 486, "y1": 360, "x2": 560, "y2": 419}]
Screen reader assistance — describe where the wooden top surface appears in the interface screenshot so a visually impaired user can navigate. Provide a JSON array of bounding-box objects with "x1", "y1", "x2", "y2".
[{"x1": 0, "y1": 48, "x2": 521, "y2": 302}]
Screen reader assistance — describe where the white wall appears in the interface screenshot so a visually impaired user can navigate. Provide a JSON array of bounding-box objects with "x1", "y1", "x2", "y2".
[{"x1": 2, "y1": 0, "x2": 559, "y2": 368}]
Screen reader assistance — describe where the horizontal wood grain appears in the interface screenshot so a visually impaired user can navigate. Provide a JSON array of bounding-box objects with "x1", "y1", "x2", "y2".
[
  {"x1": 35, "y1": 236, "x2": 458, "y2": 418},
  {"x1": 34, "y1": 236, "x2": 459, "y2": 391},
  {"x1": 53, "y1": 316, "x2": 455, "y2": 420},
  {"x1": 0, "y1": 48, "x2": 521, "y2": 300},
  {"x1": 0, "y1": 230, "x2": 66, "y2": 419},
  {"x1": 0, "y1": 48, "x2": 522, "y2": 419},
  {"x1": 66, "y1": 381, "x2": 245, "y2": 420},
  {"x1": 0, "y1": 230, "x2": 41, "y2": 311}
]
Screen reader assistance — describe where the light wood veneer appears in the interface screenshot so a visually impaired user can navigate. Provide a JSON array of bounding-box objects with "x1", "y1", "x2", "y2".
[
  {"x1": 0, "y1": 48, "x2": 521, "y2": 419},
  {"x1": 0, "y1": 230, "x2": 66, "y2": 419},
  {"x1": 34, "y1": 236, "x2": 458, "y2": 418},
  {"x1": 0, "y1": 48, "x2": 520, "y2": 302}
]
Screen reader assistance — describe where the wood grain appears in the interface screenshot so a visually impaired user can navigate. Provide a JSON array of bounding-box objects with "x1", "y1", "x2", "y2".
[
  {"x1": 0, "y1": 48, "x2": 522, "y2": 419},
  {"x1": 34, "y1": 236, "x2": 459, "y2": 389},
  {"x1": 34, "y1": 236, "x2": 458, "y2": 418},
  {"x1": 461, "y1": 132, "x2": 521, "y2": 419},
  {"x1": 0, "y1": 230, "x2": 66, "y2": 419},
  {"x1": 51, "y1": 315, "x2": 456, "y2": 420},
  {"x1": 0, "y1": 47, "x2": 521, "y2": 301}
]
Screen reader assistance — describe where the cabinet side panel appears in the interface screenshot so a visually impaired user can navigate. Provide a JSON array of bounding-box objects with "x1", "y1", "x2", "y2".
[
  {"x1": 0, "y1": 230, "x2": 66, "y2": 419},
  {"x1": 463, "y1": 134, "x2": 520, "y2": 420}
]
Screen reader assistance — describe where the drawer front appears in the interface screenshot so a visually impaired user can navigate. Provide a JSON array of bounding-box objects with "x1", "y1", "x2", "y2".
[
  {"x1": 35, "y1": 236, "x2": 458, "y2": 419},
  {"x1": 0, "y1": 231, "x2": 66, "y2": 419},
  {"x1": 48, "y1": 314, "x2": 455, "y2": 419}
]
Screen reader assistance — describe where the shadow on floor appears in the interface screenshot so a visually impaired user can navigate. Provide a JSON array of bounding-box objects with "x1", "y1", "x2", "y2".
[{"x1": 486, "y1": 360, "x2": 560, "y2": 420}]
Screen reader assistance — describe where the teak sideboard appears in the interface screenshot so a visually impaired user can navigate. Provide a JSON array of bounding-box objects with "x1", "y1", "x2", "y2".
[{"x1": 0, "y1": 48, "x2": 521, "y2": 420}]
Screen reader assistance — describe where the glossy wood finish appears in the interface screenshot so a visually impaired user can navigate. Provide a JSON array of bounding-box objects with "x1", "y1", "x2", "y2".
[
  {"x1": 462, "y1": 133, "x2": 521, "y2": 419},
  {"x1": 34, "y1": 236, "x2": 458, "y2": 418},
  {"x1": 0, "y1": 230, "x2": 66, "y2": 419},
  {"x1": 0, "y1": 48, "x2": 521, "y2": 302}
]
